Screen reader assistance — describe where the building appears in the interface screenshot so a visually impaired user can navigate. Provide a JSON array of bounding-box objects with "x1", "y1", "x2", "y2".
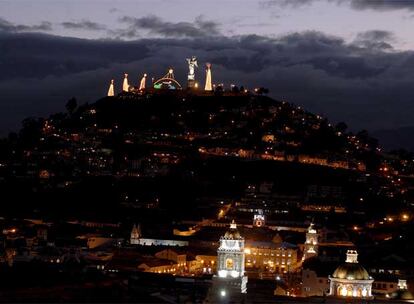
[
  {"x1": 329, "y1": 250, "x2": 374, "y2": 298},
  {"x1": 207, "y1": 220, "x2": 248, "y2": 303},
  {"x1": 130, "y1": 224, "x2": 188, "y2": 247},
  {"x1": 244, "y1": 235, "x2": 299, "y2": 274},
  {"x1": 301, "y1": 257, "x2": 336, "y2": 297}
]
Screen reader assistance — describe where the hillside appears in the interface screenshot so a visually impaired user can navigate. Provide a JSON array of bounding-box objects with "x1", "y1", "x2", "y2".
[
  {"x1": 41, "y1": 91, "x2": 379, "y2": 171},
  {"x1": 0, "y1": 90, "x2": 409, "y2": 224}
]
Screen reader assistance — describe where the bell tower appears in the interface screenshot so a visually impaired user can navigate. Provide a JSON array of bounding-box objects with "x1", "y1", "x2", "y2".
[
  {"x1": 303, "y1": 222, "x2": 318, "y2": 260},
  {"x1": 130, "y1": 224, "x2": 141, "y2": 245},
  {"x1": 207, "y1": 220, "x2": 248, "y2": 303}
]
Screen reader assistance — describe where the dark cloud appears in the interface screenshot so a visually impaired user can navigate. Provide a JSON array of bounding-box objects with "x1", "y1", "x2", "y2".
[
  {"x1": 260, "y1": 0, "x2": 315, "y2": 8},
  {"x1": 354, "y1": 30, "x2": 396, "y2": 50},
  {"x1": 356, "y1": 30, "x2": 395, "y2": 42},
  {"x1": 261, "y1": 0, "x2": 414, "y2": 11},
  {"x1": 0, "y1": 32, "x2": 149, "y2": 81},
  {"x1": 61, "y1": 20, "x2": 106, "y2": 31},
  {"x1": 1, "y1": 30, "x2": 414, "y2": 150},
  {"x1": 116, "y1": 15, "x2": 221, "y2": 38},
  {"x1": 348, "y1": 0, "x2": 414, "y2": 11},
  {"x1": 0, "y1": 18, "x2": 52, "y2": 33}
]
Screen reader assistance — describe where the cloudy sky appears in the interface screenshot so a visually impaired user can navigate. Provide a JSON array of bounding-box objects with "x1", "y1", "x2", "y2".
[{"x1": 1, "y1": 0, "x2": 414, "y2": 148}]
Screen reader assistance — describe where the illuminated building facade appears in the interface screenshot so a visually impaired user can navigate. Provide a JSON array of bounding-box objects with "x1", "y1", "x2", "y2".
[
  {"x1": 329, "y1": 250, "x2": 374, "y2": 298},
  {"x1": 244, "y1": 237, "x2": 298, "y2": 273}
]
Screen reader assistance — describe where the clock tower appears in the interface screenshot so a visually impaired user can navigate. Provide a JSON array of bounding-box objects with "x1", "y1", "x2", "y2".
[{"x1": 253, "y1": 209, "x2": 265, "y2": 227}]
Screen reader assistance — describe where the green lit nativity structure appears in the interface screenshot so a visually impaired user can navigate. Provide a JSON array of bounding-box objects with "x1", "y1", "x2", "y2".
[
  {"x1": 106, "y1": 56, "x2": 213, "y2": 95},
  {"x1": 152, "y1": 68, "x2": 183, "y2": 90}
]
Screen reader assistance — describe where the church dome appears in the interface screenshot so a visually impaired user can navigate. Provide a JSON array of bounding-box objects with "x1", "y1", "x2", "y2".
[
  {"x1": 331, "y1": 250, "x2": 371, "y2": 281},
  {"x1": 222, "y1": 220, "x2": 242, "y2": 239},
  {"x1": 332, "y1": 263, "x2": 370, "y2": 280},
  {"x1": 329, "y1": 250, "x2": 374, "y2": 298},
  {"x1": 224, "y1": 229, "x2": 241, "y2": 239}
]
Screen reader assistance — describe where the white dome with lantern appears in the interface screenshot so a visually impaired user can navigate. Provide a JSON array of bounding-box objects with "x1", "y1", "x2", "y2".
[{"x1": 329, "y1": 250, "x2": 374, "y2": 298}]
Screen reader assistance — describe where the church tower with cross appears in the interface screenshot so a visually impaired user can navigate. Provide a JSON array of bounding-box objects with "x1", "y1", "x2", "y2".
[{"x1": 303, "y1": 222, "x2": 319, "y2": 261}]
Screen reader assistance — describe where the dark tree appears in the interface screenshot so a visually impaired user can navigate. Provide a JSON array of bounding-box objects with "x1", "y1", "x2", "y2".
[
  {"x1": 214, "y1": 85, "x2": 224, "y2": 96},
  {"x1": 19, "y1": 117, "x2": 43, "y2": 148},
  {"x1": 256, "y1": 87, "x2": 269, "y2": 95},
  {"x1": 66, "y1": 97, "x2": 78, "y2": 115},
  {"x1": 335, "y1": 122, "x2": 348, "y2": 133},
  {"x1": 231, "y1": 86, "x2": 240, "y2": 93}
]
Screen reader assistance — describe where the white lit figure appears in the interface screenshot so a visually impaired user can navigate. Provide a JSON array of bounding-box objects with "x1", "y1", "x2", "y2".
[
  {"x1": 123, "y1": 73, "x2": 129, "y2": 92},
  {"x1": 205, "y1": 63, "x2": 212, "y2": 91},
  {"x1": 139, "y1": 73, "x2": 147, "y2": 90},
  {"x1": 186, "y1": 56, "x2": 198, "y2": 81},
  {"x1": 107, "y1": 79, "x2": 114, "y2": 96}
]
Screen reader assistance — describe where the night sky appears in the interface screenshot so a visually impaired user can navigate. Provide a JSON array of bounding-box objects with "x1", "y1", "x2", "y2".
[{"x1": 1, "y1": 0, "x2": 414, "y2": 148}]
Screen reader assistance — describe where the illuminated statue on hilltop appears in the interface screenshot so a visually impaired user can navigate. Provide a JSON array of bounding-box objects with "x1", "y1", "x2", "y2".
[
  {"x1": 205, "y1": 63, "x2": 212, "y2": 91},
  {"x1": 186, "y1": 56, "x2": 198, "y2": 88},
  {"x1": 107, "y1": 79, "x2": 114, "y2": 97},
  {"x1": 123, "y1": 73, "x2": 129, "y2": 92},
  {"x1": 139, "y1": 73, "x2": 147, "y2": 90}
]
